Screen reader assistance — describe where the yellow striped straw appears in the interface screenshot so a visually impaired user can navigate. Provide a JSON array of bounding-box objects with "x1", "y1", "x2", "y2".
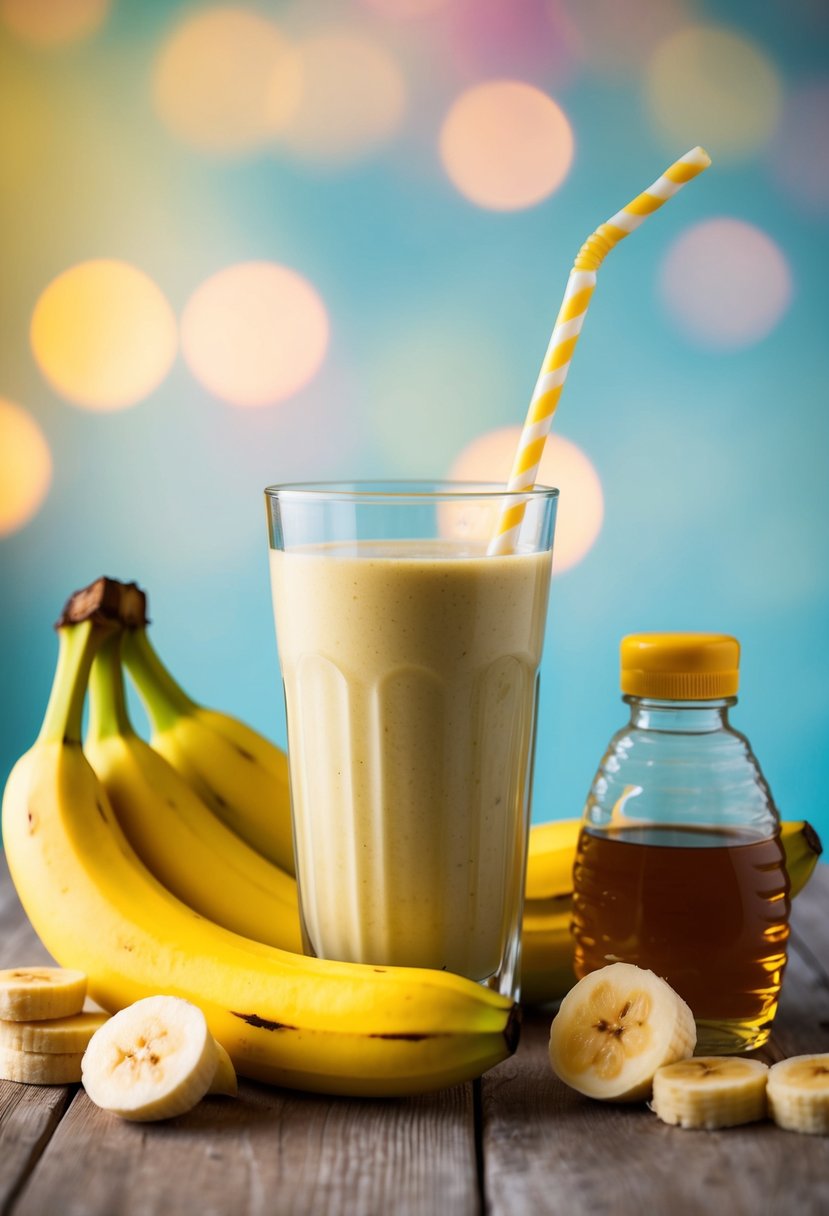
[{"x1": 488, "y1": 145, "x2": 711, "y2": 556}]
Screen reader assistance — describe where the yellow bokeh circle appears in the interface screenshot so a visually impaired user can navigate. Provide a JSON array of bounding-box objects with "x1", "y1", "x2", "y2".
[
  {"x1": 448, "y1": 427, "x2": 603, "y2": 572},
  {"x1": 440, "y1": 81, "x2": 574, "y2": 211},
  {"x1": 0, "y1": 398, "x2": 52, "y2": 537},
  {"x1": 659, "y1": 218, "x2": 793, "y2": 349},
  {"x1": 181, "y1": 262, "x2": 330, "y2": 408},
  {"x1": 0, "y1": 0, "x2": 108, "y2": 46},
  {"x1": 645, "y1": 25, "x2": 782, "y2": 160},
  {"x1": 31, "y1": 260, "x2": 178, "y2": 412},
  {"x1": 153, "y1": 7, "x2": 302, "y2": 155},
  {"x1": 280, "y1": 30, "x2": 406, "y2": 164}
]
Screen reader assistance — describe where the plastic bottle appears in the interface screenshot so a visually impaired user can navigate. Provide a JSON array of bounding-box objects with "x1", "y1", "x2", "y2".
[{"x1": 571, "y1": 633, "x2": 790, "y2": 1053}]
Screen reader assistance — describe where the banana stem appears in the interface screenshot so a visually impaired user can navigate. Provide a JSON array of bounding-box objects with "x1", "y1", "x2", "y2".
[
  {"x1": 38, "y1": 619, "x2": 116, "y2": 745},
  {"x1": 87, "y1": 633, "x2": 134, "y2": 741},
  {"x1": 121, "y1": 627, "x2": 196, "y2": 732}
]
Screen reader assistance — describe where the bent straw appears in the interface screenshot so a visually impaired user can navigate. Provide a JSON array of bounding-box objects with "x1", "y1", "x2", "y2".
[{"x1": 488, "y1": 146, "x2": 711, "y2": 556}]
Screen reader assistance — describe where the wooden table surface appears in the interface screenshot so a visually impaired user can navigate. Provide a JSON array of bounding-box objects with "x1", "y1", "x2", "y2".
[{"x1": 1, "y1": 853, "x2": 827, "y2": 1216}]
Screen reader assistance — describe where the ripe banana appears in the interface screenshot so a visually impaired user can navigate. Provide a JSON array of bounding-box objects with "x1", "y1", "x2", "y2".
[
  {"x1": 82, "y1": 995, "x2": 220, "y2": 1121},
  {"x1": 652, "y1": 1057, "x2": 769, "y2": 1129},
  {"x1": 520, "y1": 896, "x2": 574, "y2": 1006},
  {"x1": 779, "y1": 819, "x2": 823, "y2": 900},
  {"x1": 549, "y1": 962, "x2": 696, "y2": 1101},
  {"x1": 85, "y1": 634, "x2": 302, "y2": 953},
  {"x1": 0, "y1": 967, "x2": 87, "y2": 1021},
  {"x1": 767, "y1": 1054, "x2": 829, "y2": 1135},
  {"x1": 2, "y1": 608, "x2": 518, "y2": 1096},
  {"x1": 524, "y1": 820, "x2": 581, "y2": 900},
  {"x1": 120, "y1": 624, "x2": 294, "y2": 874}
]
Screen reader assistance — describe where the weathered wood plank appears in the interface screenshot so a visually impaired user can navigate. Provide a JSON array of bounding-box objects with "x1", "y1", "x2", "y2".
[
  {"x1": 13, "y1": 1081, "x2": 478, "y2": 1216},
  {"x1": 0, "y1": 1083, "x2": 73, "y2": 1216},
  {"x1": 0, "y1": 855, "x2": 480, "y2": 1216},
  {"x1": 481, "y1": 869, "x2": 829, "y2": 1216}
]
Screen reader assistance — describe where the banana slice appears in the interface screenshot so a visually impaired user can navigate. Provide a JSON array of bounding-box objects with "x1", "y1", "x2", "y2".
[
  {"x1": 208, "y1": 1039, "x2": 238, "y2": 1097},
  {"x1": 767, "y1": 1054, "x2": 829, "y2": 1135},
  {"x1": 0, "y1": 968, "x2": 87, "y2": 1021},
  {"x1": 549, "y1": 962, "x2": 696, "y2": 1101},
  {"x1": 652, "y1": 1056, "x2": 769, "y2": 1129},
  {"x1": 0, "y1": 1011, "x2": 110, "y2": 1055},
  {"x1": 81, "y1": 995, "x2": 218, "y2": 1122},
  {"x1": 0, "y1": 1045, "x2": 84, "y2": 1085}
]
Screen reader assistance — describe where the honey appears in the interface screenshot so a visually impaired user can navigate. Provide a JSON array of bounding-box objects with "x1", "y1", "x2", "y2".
[{"x1": 572, "y1": 824, "x2": 791, "y2": 1052}]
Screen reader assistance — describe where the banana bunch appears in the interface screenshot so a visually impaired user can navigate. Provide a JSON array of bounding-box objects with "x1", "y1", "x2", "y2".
[
  {"x1": 2, "y1": 582, "x2": 518, "y2": 1097},
  {"x1": 78, "y1": 579, "x2": 826, "y2": 1009},
  {"x1": 3, "y1": 577, "x2": 823, "y2": 1098}
]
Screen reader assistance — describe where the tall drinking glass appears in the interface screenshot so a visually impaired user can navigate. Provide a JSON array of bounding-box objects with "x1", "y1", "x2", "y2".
[{"x1": 265, "y1": 481, "x2": 557, "y2": 1000}]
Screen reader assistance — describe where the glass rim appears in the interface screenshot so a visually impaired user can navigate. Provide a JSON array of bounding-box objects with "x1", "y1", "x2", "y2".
[{"x1": 264, "y1": 479, "x2": 559, "y2": 503}]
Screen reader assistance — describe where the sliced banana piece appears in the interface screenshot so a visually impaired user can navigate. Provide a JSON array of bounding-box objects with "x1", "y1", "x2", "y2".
[
  {"x1": 0, "y1": 968, "x2": 87, "y2": 1021},
  {"x1": 549, "y1": 962, "x2": 696, "y2": 1101},
  {"x1": 208, "y1": 1039, "x2": 238, "y2": 1097},
  {"x1": 0, "y1": 1011, "x2": 110, "y2": 1055},
  {"x1": 767, "y1": 1054, "x2": 829, "y2": 1135},
  {"x1": 0, "y1": 1045, "x2": 84, "y2": 1085},
  {"x1": 652, "y1": 1056, "x2": 769, "y2": 1129},
  {"x1": 81, "y1": 995, "x2": 218, "y2": 1122}
]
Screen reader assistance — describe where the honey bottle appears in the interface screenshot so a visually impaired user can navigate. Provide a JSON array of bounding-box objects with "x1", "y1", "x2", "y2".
[{"x1": 572, "y1": 633, "x2": 790, "y2": 1053}]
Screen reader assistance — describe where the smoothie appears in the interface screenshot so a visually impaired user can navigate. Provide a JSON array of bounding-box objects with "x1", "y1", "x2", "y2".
[{"x1": 269, "y1": 539, "x2": 551, "y2": 983}]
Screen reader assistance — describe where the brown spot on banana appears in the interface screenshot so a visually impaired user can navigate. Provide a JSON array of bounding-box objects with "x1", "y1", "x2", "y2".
[{"x1": 232, "y1": 1012, "x2": 296, "y2": 1032}]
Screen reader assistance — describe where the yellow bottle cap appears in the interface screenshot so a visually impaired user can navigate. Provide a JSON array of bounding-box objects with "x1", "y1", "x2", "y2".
[{"x1": 620, "y1": 633, "x2": 740, "y2": 700}]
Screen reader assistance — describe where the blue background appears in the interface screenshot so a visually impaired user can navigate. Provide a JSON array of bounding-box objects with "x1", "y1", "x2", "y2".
[{"x1": 1, "y1": 0, "x2": 827, "y2": 850}]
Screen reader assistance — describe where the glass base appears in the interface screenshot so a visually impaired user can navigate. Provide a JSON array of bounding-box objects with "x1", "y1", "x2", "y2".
[{"x1": 694, "y1": 1017, "x2": 774, "y2": 1054}]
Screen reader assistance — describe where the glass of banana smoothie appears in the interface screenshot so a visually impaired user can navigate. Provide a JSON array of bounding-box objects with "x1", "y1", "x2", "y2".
[{"x1": 265, "y1": 482, "x2": 557, "y2": 1000}]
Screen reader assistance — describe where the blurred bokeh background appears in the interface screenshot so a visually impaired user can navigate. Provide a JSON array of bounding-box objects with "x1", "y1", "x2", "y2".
[{"x1": 1, "y1": 0, "x2": 828, "y2": 846}]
